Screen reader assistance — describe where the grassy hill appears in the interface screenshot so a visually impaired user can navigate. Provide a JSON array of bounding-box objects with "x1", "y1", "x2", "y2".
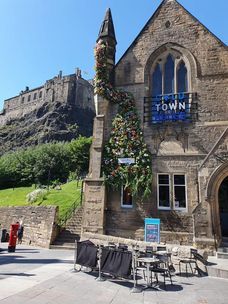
[{"x1": 0, "y1": 181, "x2": 82, "y2": 223}]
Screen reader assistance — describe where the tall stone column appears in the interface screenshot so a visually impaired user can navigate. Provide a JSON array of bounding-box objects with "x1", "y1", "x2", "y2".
[
  {"x1": 82, "y1": 8, "x2": 116, "y2": 235},
  {"x1": 82, "y1": 95, "x2": 109, "y2": 234}
]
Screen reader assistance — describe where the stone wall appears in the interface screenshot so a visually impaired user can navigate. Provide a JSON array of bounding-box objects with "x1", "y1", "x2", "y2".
[
  {"x1": 81, "y1": 232, "x2": 212, "y2": 257},
  {"x1": 0, "y1": 206, "x2": 58, "y2": 248},
  {"x1": 101, "y1": 0, "x2": 227, "y2": 247}
]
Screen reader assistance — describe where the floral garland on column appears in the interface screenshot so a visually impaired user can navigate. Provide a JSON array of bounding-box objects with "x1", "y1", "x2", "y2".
[{"x1": 94, "y1": 42, "x2": 152, "y2": 198}]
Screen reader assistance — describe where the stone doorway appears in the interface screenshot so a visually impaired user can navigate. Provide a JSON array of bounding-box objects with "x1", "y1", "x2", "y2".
[
  {"x1": 206, "y1": 162, "x2": 228, "y2": 245},
  {"x1": 219, "y1": 176, "x2": 228, "y2": 237}
]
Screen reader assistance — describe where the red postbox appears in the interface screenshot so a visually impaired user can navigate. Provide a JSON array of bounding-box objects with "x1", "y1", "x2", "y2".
[{"x1": 8, "y1": 223, "x2": 19, "y2": 252}]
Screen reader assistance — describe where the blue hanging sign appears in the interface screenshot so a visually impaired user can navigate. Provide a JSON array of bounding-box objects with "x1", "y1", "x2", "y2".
[
  {"x1": 151, "y1": 92, "x2": 191, "y2": 123},
  {"x1": 144, "y1": 218, "x2": 160, "y2": 243}
]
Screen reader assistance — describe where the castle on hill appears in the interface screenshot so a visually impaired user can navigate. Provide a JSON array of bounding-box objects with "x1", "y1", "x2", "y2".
[{"x1": 0, "y1": 68, "x2": 94, "y2": 126}]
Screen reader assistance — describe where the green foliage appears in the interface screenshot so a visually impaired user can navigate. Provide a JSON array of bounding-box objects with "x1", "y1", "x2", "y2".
[
  {"x1": 103, "y1": 104, "x2": 152, "y2": 198},
  {"x1": 68, "y1": 136, "x2": 92, "y2": 178},
  {"x1": 26, "y1": 188, "x2": 48, "y2": 204},
  {"x1": 95, "y1": 42, "x2": 152, "y2": 199},
  {"x1": 31, "y1": 142, "x2": 71, "y2": 185},
  {"x1": 0, "y1": 181, "x2": 82, "y2": 223},
  {"x1": 0, "y1": 137, "x2": 91, "y2": 189},
  {"x1": 0, "y1": 185, "x2": 35, "y2": 205}
]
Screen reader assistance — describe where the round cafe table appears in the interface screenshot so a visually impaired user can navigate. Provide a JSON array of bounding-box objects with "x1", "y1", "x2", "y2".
[{"x1": 137, "y1": 257, "x2": 160, "y2": 289}]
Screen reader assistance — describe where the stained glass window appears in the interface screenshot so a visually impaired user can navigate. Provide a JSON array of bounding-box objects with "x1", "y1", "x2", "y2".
[
  {"x1": 177, "y1": 61, "x2": 188, "y2": 93},
  {"x1": 164, "y1": 55, "x2": 174, "y2": 94},
  {"x1": 152, "y1": 63, "x2": 162, "y2": 96}
]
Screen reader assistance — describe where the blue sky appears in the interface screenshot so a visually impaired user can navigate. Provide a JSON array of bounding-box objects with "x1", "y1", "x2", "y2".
[{"x1": 0, "y1": 0, "x2": 227, "y2": 110}]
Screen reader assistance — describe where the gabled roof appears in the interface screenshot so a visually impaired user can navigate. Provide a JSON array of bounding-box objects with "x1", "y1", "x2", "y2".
[{"x1": 116, "y1": 0, "x2": 226, "y2": 67}]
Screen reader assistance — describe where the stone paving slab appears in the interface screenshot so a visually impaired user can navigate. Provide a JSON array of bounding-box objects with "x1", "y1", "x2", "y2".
[{"x1": 0, "y1": 243, "x2": 228, "y2": 304}]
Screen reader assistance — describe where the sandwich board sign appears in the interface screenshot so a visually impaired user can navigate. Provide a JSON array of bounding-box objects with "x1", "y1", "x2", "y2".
[{"x1": 144, "y1": 218, "x2": 160, "y2": 243}]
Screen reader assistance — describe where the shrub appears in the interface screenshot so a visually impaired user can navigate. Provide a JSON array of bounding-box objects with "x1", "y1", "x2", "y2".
[{"x1": 26, "y1": 188, "x2": 48, "y2": 203}]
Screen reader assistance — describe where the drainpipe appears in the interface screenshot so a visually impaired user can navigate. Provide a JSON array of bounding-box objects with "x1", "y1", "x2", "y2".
[{"x1": 192, "y1": 167, "x2": 200, "y2": 247}]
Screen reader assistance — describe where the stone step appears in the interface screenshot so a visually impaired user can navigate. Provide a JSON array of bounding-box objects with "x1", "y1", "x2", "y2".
[
  {"x1": 66, "y1": 229, "x2": 79, "y2": 233},
  {"x1": 217, "y1": 251, "x2": 228, "y2": 259},
  {"x1": 67, "y1": 222, "x2": 82, "y2": 227},
  {"x1": 58, "y1": 231, "x2": 81, "y2": 237},
  {"x1": 68, "y1": 214, "x2": 83, "y2": 218},
  {"x1": 56, "y1": 238, "x2": 79, "y2": 243},
  {"x1": 207, "y1": 256, "x2": 228, "y2": 279},
  {"x1": 218, "y1": 247, "x2": 228, "y2": 253},
  {"x1": 65, "y1": 228, "x2": 81, "y2": 233},
  {"x1": 66, "y1": 218, "x2": 82, "y2": 224},
  {"x1": 52, "y1": 206, "x2": 84, "y2": 248},
  {"x1": 66, "y1": 222, "x2": 82, "y2": 227},
  {"x1": 221, "y1": 242, "x2": 228, "y2": 247},
  {"x1": 207, "y1": 266, "x2": 228, "y2": 279},
  {"x1": 59, "y1": 231, "x2": 80, "y2": 237},
  {"x1": 66, "y1": 226, "x2": 82, "y2": 230},
  {"x1": 65, "y1": 229, "x2": 81, "y2": 233},
  {"x1": 68, "y1": 217, "x2": 83, "y2": 222},
  {"x1": 50, "y1": 243, "x2": 75, "y2": 250}
]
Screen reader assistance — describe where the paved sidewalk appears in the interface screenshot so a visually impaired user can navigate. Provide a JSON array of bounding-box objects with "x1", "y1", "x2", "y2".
[{"x1": 0, "y1": 243, "x2": 228, "y2": 304}]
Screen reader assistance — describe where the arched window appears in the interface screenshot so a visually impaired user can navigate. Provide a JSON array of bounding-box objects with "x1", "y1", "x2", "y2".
[
  {"x1": 150, "y1": 52, "x2": 192, "y2": 124},
  {"x1": 164, "y1": 55, "x2": 174, "y2": 94},
  {"x1": 177, "y1": 61, "x2": 188, "y2": 93},
  {"x1": 152, "y1": 63, "x2": 162, "y2": 96},
  {"x1": 151, "y1": 53, "x2": 189, "y2": 95}
]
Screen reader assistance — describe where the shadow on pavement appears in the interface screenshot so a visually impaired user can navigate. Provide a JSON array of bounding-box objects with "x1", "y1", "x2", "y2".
[
  {"x1": 0, "y1": 255, "x2": 73, "y2": 265},
  {"x1": 0, "y1": 272, "x2": 36, "y2": 277}
]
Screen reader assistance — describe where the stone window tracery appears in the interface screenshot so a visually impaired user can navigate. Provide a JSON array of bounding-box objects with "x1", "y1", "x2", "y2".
[{"x1": 151, "y1": 52, "x2": 189, "y2": 96}]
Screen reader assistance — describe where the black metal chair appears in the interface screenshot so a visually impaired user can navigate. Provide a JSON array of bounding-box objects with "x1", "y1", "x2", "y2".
[
  {"x1": 178, "y1": 248, "x2": 198, "y2": 276},
  {"x1": 107, "y1": 242, "x2": 116, "y2": 249},
  {"x1": 156, "y1": 245, "x2": 167, "y2": 252},
  {"x1": 150, "y1": 254, "x2": 173, "y2": 289},
  {"x1": 118, "y1": 243, "x2": 128, "y2": 251},
  {"x1": 191, "y1": 251, "x2": 209, "y2": 276},
  {"x1": 134, "y1": 251, "x2": 147, "y2": 284}
]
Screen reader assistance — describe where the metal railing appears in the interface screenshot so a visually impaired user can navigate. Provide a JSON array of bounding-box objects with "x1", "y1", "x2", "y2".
[{"x1": 58, "y1": 180, "x2": 84, "y2": 228}]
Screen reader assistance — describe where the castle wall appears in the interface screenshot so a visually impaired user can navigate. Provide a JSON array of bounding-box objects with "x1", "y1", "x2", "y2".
[{"x1": 0, "y1": 71, "x2": 94, "y2": 126}]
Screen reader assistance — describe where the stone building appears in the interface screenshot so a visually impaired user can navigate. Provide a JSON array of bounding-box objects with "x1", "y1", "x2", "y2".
[
  {"x1": 0, "y1": 68, "x2": 94, "y2": 126},
  {"x1": 82, "y1": 0, "x2": 228, "y2": 250},
  {"x1": 0, "y1": 69, "x2": 95, "y2": 153}
]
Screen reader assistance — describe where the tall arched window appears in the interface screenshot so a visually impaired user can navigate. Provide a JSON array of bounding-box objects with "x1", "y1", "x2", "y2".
[
  {"x1": 151, "y1": 53, "x2": 189, "y2": 95},
  {"x1": 152, "y1": 63, "x2": 162, "y2": 96},
  {"x1": 164, "y1": 55, "x2": 174, "y2": 94},
  {"x1": 177, "y1": 61, "x2": 188, "y2": 93},
  {"x1": 150, "y1": 52, "x2": 192, "y2": 124}
]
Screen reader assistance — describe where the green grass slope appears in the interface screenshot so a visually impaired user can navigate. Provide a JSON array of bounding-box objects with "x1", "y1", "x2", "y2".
[{"x1": 0, "y1": 181, "x2": 82, "y2": 223}]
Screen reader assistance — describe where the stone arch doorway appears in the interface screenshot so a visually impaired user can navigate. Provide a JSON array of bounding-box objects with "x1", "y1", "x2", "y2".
[
  {"x1": 219, "y1": 176, "x2": 228, "y2": 237},
  {"x1": 206, "y1": 162, "x2": 228, "y2": 244}
]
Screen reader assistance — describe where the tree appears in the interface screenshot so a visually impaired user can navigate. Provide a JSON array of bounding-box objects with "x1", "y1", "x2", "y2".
[{"x1": 68, "y1": 136, "x2": 92, "y2": 178}]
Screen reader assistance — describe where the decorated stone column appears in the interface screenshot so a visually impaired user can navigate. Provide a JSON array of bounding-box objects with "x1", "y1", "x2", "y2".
[{"x1": 82, "y1": 8, "x2": 116, "y2": 235}]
